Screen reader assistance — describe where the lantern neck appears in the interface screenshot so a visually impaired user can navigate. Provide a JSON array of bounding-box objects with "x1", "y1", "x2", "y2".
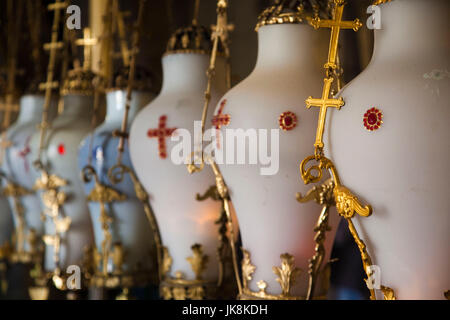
[
  {"x1": 160, "y1": 53, "x2": 228, "y2": 95},
  {"x1": 372, "y1": 0, "x2": 450, "y2": 66},
  {"x1": 104, "y1": 90, "x2": 143, "y2": 125},
  {"x1": 253, "y1": 24, "x2": 328, "y2": 75},
  {"x1": 16, "y1": 95, "x2": 47, "y2": 123},
  {"x1": 59, "y1": 95, "x2": 93, "y2": 119}
]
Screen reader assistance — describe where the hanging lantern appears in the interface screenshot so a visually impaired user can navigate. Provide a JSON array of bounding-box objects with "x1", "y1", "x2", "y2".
[
  {"x1": 212, "y1": 1, "x2": 339, "y2": 299},
  {"x1": 2, "y1": 94, "x2": 58, "y2": 264},
  {"x1": 78, "y1": 66, "x2": 157, "y2": 290},
  {"x1": 129, "y1": 19, "x2": 232, "y2": 299},
  {"x1": 327, "y1": 0, "x2": 450, "y2": 299},
  {"x1": 30, "y1": 67, "x2": 96, "y2": 288}
]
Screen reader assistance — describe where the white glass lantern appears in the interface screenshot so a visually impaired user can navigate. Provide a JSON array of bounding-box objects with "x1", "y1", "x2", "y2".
[
  {"x1": 213, "y1": 2, "x2": 340, "y2": 299},
  {"x1": 1, "y1": 95, "x2": 57, "y2": 262},
  {"x1": 78, "y1": 67, "x2": 157, "y2": 287},
  {"x1": 327, "y1": 0, "x2": 450, "y2": 299},
  {"x1": 129, "y1": 24, "x2": 231, "y2": 299},
  {"x1": 30, "y1": 69, "x2": 95, "y2": 280}
]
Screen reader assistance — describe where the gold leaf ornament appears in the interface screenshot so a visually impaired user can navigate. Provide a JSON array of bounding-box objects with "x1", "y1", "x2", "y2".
[{"x1": 272, "y1": 253, "x2": 302, "y2": 296}]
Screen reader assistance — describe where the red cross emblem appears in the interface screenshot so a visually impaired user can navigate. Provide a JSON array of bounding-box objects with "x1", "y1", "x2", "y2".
[
  {"x1": 211, "y1": 99, "x2": 231, "y2": 149},
  {"x1": 147, "y1": 115, "x2": 177, "y2": 159},
  {"x1": 18, "y1": 136, "x2": 31, "y2": 172}
]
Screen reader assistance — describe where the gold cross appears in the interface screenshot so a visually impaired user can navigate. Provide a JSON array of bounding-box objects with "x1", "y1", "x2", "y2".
[
  {"x1": 75, "y1": 28, "x2": 98, "y2": 70},
  {"x1": 306, "y1": 77, "x2": 344, "y2": 150},
  {"x1": 308, "y1": 0, "x2": 362, "y2": 70},
  {"x1": 305, "y1": 0, "x2": 361, "y2": 152}
]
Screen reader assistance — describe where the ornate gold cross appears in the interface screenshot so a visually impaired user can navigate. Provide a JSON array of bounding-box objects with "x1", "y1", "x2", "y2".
[
  {"x1": 75, "y1": 28, "x2": 98, "y2": 70},
  {"x1": 306, "y1": 0, "x2": 362, "y2": 153},
  {"x1": 306, "y1": 77, "x2": 344, "y2": 150},
  {"x1": 309, "y1": 0, "x2": 362, "y2": 70}
]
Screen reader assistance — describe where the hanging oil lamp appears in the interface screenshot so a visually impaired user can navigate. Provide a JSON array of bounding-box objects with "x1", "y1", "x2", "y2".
[
  {"x1": 211, "y1": 0, "x2": 339, "y2": 300},
  {"x1": 129, "y1": 1, "x2": 233, "y2": 299},
  {"x1": 78, "y1": 0, "x2": 158, "y2": 296},
  {"x1": 326, "y1": 0, "x2": 450, "y2": 299},
  {"x1": 29, "y1": 4, "x2": 97, "y2": 291}
]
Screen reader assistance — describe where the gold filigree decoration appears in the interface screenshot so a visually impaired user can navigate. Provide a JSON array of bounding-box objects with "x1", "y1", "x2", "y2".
[
  {"x1": 160, "y1": 266, "x2": 217, "y2": 300},
  {"x1": 255, "y1": 0, "x2": 332, "y2": 31},
  {"x1": 83, "y1": 165, "x2": 126, "y2": 276},
  {"x1": 34, "y1": 168, "x2": 69, "y2": 281},
  {"x1": 334, "y1": 185, "x2": 372, "y2": 218},
  {"x1": 297, "y1": 179, "x2": 334, "y2": 299},
  {"x1": 241, "y1": 249, "x2": 256, "y2": 290},
  {"x1": 187, "y1": 244, "x2": 209, "y2": 280},
  {"x1": 381, "y1": 286, "x2": 396, "y2": 300},
  {"x1": 239, "y1": 248, "x2": 322, "y2": 300},
  {"x1": 273, "y1": 253, "x2": 302, "y2": 297}
]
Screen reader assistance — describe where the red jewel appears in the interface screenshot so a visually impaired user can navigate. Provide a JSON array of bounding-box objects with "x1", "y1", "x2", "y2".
[
  {"x1": 363, "y1": 108, "x2": 383, "y2": 131},
  {"x1": 58, "y1": 143, "x2": 66, "y2": 155},
  {"x1": 367, "y1": 113, "x2": 378, "y2": 125},
  {"x1": 279, "y1": 111, "x2": 298, "y2": 131}
]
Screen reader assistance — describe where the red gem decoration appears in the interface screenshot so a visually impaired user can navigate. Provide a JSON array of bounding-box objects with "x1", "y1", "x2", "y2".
[
  {"x1": 211, "y1": 99, "x2": 231, "y2": 149},
  {"x1": 279, "y1": 111, "x2": 298, "y2": 131},
  {"x1": 57, "y1": 143, "x2": 66, "y2": 156},
  {"x1": 363, "y1": 107, "x2": 383, "y2": 131},
  {"x1": 147, "y1": 115, "x2": 177, "y2": 159}
]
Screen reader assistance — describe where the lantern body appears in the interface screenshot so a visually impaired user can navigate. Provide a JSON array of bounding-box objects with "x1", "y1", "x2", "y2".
[
  {"x1": 214, "y1": 24, "x2": 339, "y2": 298},
  {"x1": 30, "y1": 94, "x2": 95, "y2": 271},
  {"x1": 2, "y1": 95, "x2": 57, "y2": 253},
  {"x1": 327, "y1": 0, "x2": 450, "y2": 299},
  {"x1": 78, "y1": 90, "x2": 156, "y2": 276},
  {"x1": 129, "y1": 53, "x2": 227, "y2": 285}
]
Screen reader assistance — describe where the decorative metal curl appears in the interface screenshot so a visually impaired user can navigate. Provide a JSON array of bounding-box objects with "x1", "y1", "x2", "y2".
[
  {"x1": 81, "y1": 165, "x2": 100, "y2": 184},
  {"x1": 186, "y1": 152, "x2": 205, "y2": 174},
  {"x1": 107, "y1": 163, "x2": 128, "y2": 185}
]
